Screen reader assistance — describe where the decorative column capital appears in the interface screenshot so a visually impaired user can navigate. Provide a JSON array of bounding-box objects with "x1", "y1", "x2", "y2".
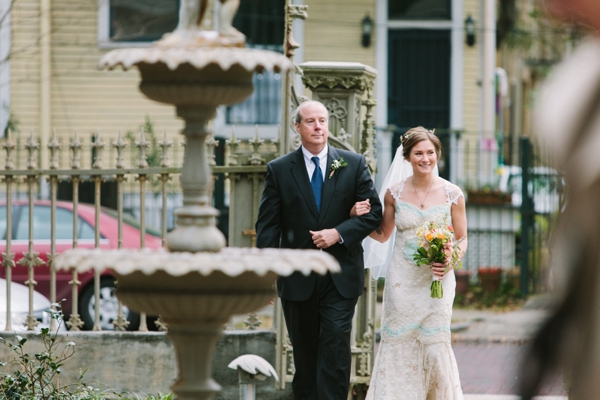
[{"x1": 300, "y1": 62, "x2": 377, "y2": 92}]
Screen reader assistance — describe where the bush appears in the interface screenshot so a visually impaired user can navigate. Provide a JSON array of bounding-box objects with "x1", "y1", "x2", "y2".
[
  {"x1": 0, "y1": 304, "x2": 173, "y2": 400},
  {"x1": 454, "y1": 280, "x2": 524, "y2": 310}
]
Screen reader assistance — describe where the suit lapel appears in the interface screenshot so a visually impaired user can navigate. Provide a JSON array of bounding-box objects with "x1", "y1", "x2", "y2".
[
  {"x1": 319, "y1": 146, "x2": 339, "y2": 221},
  {"x1": 290, "y1": 147, "x2": 319, "y2": 219}
]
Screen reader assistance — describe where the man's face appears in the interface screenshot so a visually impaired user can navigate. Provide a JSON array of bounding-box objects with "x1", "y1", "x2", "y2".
[{"x1": 295, "y1": 103, "x2": 329, "y2": 153}]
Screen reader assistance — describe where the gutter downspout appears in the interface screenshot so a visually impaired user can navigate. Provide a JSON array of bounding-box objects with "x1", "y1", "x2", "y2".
[
  {"x1": 40, "y1": 0, "x2": 51, "y2": 188},
  {"x1": 480, "y1": 0, "x2": 496, "y2": 182}
]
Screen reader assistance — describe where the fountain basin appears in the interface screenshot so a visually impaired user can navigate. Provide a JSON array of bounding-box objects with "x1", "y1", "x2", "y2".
[
  {"x1": 55, "y1": 247, "x2": 340, "y2": 399},
  {"x1": 99, "y1": 47, "x2": 291, "y2": 108},
  {"x1": 55, "y1": 247, "x2": 340, "y2": 323}
]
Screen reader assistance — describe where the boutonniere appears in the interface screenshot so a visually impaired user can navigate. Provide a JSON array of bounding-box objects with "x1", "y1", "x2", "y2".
[{"x1": 328, "y1": 158, "x2": 348, "y2": 179}]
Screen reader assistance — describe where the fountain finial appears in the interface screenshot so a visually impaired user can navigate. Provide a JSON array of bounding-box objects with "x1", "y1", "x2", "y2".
[{"x1": 158, "y1": 0, "x2": 245, "y2": 48}]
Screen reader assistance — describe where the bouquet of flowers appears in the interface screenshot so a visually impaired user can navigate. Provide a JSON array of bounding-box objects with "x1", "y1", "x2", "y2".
[{"x1": 413, "y1": 218, "x2": 465, "y2": 298}]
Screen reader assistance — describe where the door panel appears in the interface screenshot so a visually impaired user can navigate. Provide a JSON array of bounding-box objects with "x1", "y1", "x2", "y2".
[{"x1": 388, "y1": 28, "x2": 451, "y2": 178}]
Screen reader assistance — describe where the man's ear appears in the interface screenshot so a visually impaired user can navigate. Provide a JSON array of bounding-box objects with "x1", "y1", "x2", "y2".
[{"x1": 294, "y1": 122, "x2": 300, "y2": 133}]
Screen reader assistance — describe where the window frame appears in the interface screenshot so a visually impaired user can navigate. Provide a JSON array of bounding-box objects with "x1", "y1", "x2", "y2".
[
  {"x1": 388, "y1": 0, "x2": 452, "y2": 21},
  {"x1": 213, "y1": 0, "x2": 301, "y2": 139},
  {"x1": 97, "y1": 0, "x2": 179, "y2": 49}
]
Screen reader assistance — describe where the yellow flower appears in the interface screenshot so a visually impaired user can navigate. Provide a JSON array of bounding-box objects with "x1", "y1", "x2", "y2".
[{"x1": 437, "y1": 233, "x2": 445, "y2": 240}]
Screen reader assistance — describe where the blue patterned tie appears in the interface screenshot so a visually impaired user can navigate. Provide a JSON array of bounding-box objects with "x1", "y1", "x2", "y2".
[{"x1": 311, "y1": 156, "x2": 323, "y2": 213}]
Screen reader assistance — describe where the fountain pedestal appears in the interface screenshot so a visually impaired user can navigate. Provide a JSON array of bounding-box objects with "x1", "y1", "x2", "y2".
[
  {"x1": 54, "y1": 3, "x2": 341, "y2": 399},
  {"x1": 56, "y1": 248, "x2": 339, "y2": 400}
]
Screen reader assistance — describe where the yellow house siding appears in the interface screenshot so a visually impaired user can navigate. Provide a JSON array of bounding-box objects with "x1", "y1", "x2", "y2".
[
  {"x1": 462, "y1": 0, "x2": 480, "y2": 134},
  {"x1": 49, "y1": 0, "x2": 182, "y2": 134},
  {"x1": 10, "y1": 0, "x2": 184, "y2": 167},
  {"x1": 304, "y1": 0, "x2": 376, "y2": 68},
  {"x1": 10, "y1": 0, "x2": 42, "y2": 132}
]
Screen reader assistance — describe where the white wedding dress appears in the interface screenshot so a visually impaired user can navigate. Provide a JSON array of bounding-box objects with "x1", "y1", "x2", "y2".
[{"x1": 366, "y1": 178, "x2": 464, "y2": 400}]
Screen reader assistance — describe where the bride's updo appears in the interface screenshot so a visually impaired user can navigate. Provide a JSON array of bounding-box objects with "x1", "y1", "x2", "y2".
[{"x1": 401, "y1": 126, "x2": 442, "y2": 160}]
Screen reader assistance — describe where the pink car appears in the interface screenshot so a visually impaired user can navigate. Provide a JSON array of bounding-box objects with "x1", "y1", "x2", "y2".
[{"x1": 0, "y1": 201, "x2": 162, "y2": 330}]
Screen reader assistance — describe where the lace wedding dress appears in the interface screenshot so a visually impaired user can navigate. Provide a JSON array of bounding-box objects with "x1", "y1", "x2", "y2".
[{"x1": 366, "y1": 178, "x2": 464, "y2": 400}]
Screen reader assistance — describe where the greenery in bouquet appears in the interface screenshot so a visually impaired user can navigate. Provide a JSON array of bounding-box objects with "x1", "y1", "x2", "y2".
[{"x1": 413, "y1": 218, "x2": 464, "y2": 298}]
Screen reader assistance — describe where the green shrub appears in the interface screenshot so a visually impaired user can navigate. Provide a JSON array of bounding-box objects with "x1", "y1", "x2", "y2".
[{"x1": 0, "y1": 304, "x2": 172, "y2": 400}]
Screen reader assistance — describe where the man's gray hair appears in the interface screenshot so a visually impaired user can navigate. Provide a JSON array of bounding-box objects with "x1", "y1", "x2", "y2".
[{"x1": 294, "y1": 100, "x2": 329, "y2": 124}]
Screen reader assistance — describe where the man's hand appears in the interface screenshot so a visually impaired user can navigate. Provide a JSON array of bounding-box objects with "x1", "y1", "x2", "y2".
[{"x1": 309, "y1": 229, "x2": 341, "y2": 249}]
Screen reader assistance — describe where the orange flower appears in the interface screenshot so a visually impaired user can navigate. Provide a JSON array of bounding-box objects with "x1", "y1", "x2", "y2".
[
  {"x1": 426, "y1": 233, "x2": 434, "y2": 241},
  {"x1": 437, "y1": 233, "x2": 445, "y2": 240}
]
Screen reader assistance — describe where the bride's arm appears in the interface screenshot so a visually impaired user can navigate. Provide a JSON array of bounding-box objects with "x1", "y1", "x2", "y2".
[
  {"x1": 369, "y1": 191, "x2": 395, "y2": 242},
  {"x1": 350, "y1": 191, "x2": 395, "y2": 243},
  {"x1": 451, "y1": 194, "x2": 468, "y2": 256},
  {"x1": 432, "y1": 194, "x2": 468, "y2": 279}
]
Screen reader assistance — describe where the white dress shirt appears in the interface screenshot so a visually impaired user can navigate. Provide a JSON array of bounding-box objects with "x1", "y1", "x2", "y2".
[
  {"x1": 301, "y1": 145, "x2": 344, "y2": 244},
  {"x1": 302, "y1": 145, "x2": 327, "y2": 182}
]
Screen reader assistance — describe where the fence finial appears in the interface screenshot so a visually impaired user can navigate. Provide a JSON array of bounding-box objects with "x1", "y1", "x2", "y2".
[
  {"x1": 69, "y1": 130, "x2": 83, "y2": 169},
  {"x1": 249, "y1": 125, "x2": 265, "y2": 165},
  {"x1": 226, "y1": 126, "x2": 240, "y2": 166},
  {"x1": 3, "y1": 128, "x2": 16, "y2": 170},
  {"x1": 91, "y1": 129, "x2": 105, "y2": 169},
  {"x1": 24, "y1": 130, "x2": 40, "y2": 170},
  {"x1": 158, "y1": 128, "x2": 173, "y2": 168},
  {"x1": 136, "y1": 127, "x2": 149, "y2": 168},
  {"x1": 205, "y1": 134, "x2": 218, "y2": 166},
  {"x1": 113, "y1": 130, "x2": 127, "y2": 169},
  {"x1": 48, "y1": 129, "x2": 61, "y2": 170}
]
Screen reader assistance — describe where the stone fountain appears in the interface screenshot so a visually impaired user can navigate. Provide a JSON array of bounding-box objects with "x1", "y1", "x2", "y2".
[{"x1": 55, "y1": 1, "x2": 340, "y2": 399}]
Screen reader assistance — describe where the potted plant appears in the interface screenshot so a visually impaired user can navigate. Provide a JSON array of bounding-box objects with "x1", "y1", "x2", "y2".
[
  {"x1": 466, "y1": 187, "x2": 512, "y2": 205},
  {"x1": 477, "y1": 266, "x2": 503, "y2": 293},
  {"x1": 455, "y1": 269, "x2": 472, "y2": 295}
]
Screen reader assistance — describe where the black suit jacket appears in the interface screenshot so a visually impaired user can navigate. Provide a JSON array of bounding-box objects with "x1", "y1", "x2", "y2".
[{"x1": 256, "y1": 145, "x2": 382, "y2": 301}]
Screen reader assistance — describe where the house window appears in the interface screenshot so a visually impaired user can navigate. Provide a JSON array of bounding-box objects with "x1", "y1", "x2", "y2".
[
  {"x1": 99, "y1": 0, "x2": 179, "y2": 46},
  {"x1": 389, "y1": 0, "x2": 451, "y2": 21},
  {"x1": 225, "y1": 0, "x2": 285, "y2": 125}
]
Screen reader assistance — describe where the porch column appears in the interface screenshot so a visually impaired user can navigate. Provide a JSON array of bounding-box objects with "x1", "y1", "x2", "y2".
[{"x1": 300, "y1": 62, "x2": 377, "y2": 172}]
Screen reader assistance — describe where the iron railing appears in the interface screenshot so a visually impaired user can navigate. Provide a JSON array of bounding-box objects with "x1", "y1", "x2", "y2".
[
  {"x1": 0, "y1": 127, "x2": 564, "y2": 330},
  {"x1": 0, "y1": 127, "x2": 278, "y2": 332}
]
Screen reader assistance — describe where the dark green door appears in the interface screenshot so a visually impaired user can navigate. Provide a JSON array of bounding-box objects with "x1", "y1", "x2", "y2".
[{"x1": 388, "y1": 29, "x2": 451, "y2": 177}]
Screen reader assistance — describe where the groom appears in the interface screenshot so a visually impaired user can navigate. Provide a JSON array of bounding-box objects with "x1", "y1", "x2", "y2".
[{"x1": 256, "y1": 100, "x2": 382, "y2": 399}]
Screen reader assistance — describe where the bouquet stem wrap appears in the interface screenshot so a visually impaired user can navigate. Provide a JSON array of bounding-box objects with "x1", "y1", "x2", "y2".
[{"x1": 431, "y1": 274, "x2": 443, "y2": 299}]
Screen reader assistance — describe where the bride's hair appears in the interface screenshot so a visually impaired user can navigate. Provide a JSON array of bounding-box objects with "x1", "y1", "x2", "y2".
[{"x1": 401, "y1": 126, "x2": 442, "y2": 160}]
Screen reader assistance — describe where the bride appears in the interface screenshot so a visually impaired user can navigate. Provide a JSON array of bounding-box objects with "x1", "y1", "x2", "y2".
[{"x1": 353, "y1": 126, "x2": 468, "y2": 399}]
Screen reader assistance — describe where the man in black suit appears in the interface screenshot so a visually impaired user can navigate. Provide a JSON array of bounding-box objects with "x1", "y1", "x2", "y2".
[{"x1": 256, "y1": 100, "x2": 382, "y2": 399}]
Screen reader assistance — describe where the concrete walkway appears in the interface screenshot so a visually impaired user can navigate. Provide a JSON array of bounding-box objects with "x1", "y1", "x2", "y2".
[
  {"x1": 450, "y1": 307, "x2": 548, "y2": 343},
  {"x1": 464, "y1": 396, "x2": 566, "y2": 400},
  {"x1": 244, "y1": 295, "x2": 567, "y2": 398},
  {"x1": 447, "y1": 295, "x2": 567, "y2": 398}
]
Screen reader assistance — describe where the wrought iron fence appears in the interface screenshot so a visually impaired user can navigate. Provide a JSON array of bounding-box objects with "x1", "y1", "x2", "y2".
[
  {"x1": 0, "y1": 125, "x2": 565, "y2": 334},
  {"x1": 453, "y1": 132, "x2": 564, "y2": 296},
  {"x1": 0, "y1": 127, "x2": 279, "y2": 333}
]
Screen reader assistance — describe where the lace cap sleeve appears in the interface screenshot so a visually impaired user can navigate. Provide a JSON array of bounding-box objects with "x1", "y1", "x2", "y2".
[
  {"x1": 444, "y1": 181, "x2": 464, "y2": 205},
  {"x1": 388, "y1": 179, "x2": 407, "y2": 203}
]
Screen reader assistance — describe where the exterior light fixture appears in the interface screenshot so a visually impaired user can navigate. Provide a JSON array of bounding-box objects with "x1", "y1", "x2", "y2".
[
  {"x1": 465, "y1": 14, "x2": 476, "y2": 47},
  {"x1": 361, "y1": 13, "x2": 374, "y2": 48}
]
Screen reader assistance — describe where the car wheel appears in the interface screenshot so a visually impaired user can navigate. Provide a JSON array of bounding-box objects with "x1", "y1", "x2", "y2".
[{"x1": 78, "y1": 276, "x2": 140, "y2": 331}]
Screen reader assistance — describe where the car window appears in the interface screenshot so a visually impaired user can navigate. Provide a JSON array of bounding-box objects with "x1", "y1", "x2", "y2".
[
  {"x1": 533, "y1": 174, "x2": 561, "y2": 193},
  {"x1": 14, "y1": 206, "x2": 96, "y2": 240},
  {"x1": 79, "y1": 219, "x2": 95, "y2": 240},
  {"x1": 507, "y1": 175, "x2": 522, "y2": 193},
  {"x1": 0, "y1": 206, "x2": 6, "y2": 240}
]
